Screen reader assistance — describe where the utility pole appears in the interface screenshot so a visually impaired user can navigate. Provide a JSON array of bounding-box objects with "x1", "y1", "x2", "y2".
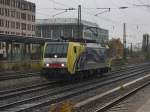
[
  {"x1": 130, "y1": 43, "x2": 132, "y2": 56},
  {"x1": 123, "y1": 23, "x2": 127, "y2": 60},
  {"x1": 146, "y1": 35, "x2": 149, "y2": 52},
  {"x1": 78, "y1": 5, "x2": 81, "y2": 39}
]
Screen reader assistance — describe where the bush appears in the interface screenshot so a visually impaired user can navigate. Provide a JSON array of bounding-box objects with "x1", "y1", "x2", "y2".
[
  {"x1": 20, "y1": 61, "x2": 31, "y2": 71},
  {"x1": 112, "y1": 58, "x2": 128, "y2": 67},
  {"x1": 12, "y1": 62, "x2": 21, "y2": 71},
  {"x1": 9, "y1": 61, "x2": 43, "y2": 71},
  {"x1": 31, "y1": 62, "x2": 42, "y2": 71},
  {"x1": 144, "y1": 52, "x2": 150, "y2": 61},
  {"x1": 0, "y1": 63, "x2": 4, "y2": 71},
  {"x1": 11, "y1": 61, "x2": 31, "y2": 71}
]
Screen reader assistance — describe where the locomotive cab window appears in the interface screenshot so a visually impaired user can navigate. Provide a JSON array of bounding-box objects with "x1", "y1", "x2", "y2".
[
  {"x1": 45, "y1": 43, "x2": 68, "y2": 58},
  {"x1": 74, "y1": 46, "x2": 77, "y2": 53}
]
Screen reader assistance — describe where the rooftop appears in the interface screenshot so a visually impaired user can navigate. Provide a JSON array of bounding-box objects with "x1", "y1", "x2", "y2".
[{"x1": 36, "y1": 18, "x2": 99, "y2": 27}]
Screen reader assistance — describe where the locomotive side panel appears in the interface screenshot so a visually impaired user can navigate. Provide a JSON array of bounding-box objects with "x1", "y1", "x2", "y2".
[{"x1": 75, "y1": 47, "x2": 107, "y2": 71}]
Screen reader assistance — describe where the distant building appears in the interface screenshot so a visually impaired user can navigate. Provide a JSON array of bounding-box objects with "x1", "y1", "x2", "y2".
[
  {"x1": 0, "y1": 0, "x2": 36, "y2": 60},
  {"x1": 0, "y1": 0, "x2": 36, "y2": 36},
  {"x1": 36, "y1": 18, "x2": 109, "y2": 43}
]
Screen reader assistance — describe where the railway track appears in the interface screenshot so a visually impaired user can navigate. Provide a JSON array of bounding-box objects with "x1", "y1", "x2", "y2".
[
  {"x1": 0, "y1": 72, "x2": 40, "y2": 81},
  {"x1": 0, "y1": 63, "x2": 147, "y2": 81},
  {"x1": 0, "y1": 63, "x2": 148, "y2": 99},
  {"x1": 0, "y1": 70, "x2": 38, "y2": 76},
  {"x1": 93, "y1": 79, "x2": 150, "y2": 112},
  {"x1": 0, "y1": 63, "x2": 147, "y2": 95},
  {"x1": 0, "y1": 63, "x2": 150, "y2": 112},
  {"x1": 74, "y1": 68, "x2": 150, "y2": 112}
]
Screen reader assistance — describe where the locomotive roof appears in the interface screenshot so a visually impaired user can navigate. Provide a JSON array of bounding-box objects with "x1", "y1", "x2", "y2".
[
  {"x1": 45, "y1": 41, "x2": 107, "y2": 48},
  {"x1": 86, "y1": 43, "x2": 105, "y2": 48}
]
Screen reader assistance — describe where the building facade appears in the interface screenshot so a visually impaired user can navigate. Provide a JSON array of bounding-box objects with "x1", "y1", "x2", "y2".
[
  {"x1": 36, "y1": 18, "x2": 109, "y2": 43},
  {"x1": 0, "y1": 0, "x2": 36, "y2": 60},
  {"x1": 0, "y1": 0, "x2": 36, "y2": 36}
]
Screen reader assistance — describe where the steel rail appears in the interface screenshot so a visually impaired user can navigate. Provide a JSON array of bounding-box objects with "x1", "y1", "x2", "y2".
[
  {"x1": 0, "y1": 72, "x2": 40, "y2": 81},
  {"x1": 0, "y1": 66, "x2": 149, "y2": 111},
  {"x1": 0, "y1": 65, "x2": 147, "y2": 100},
  {"x1": 105, "y1": 63, "x2": 150, "y2": 75},
  {"x1": 0, "y1": 81, "x2": 57, "y2": 99},
  {"x1": 94, "y1": 78, "x2": 150, "y2": 112},
  {"x1": 0, "y1": 71, "x2": 39, "y2": 76}
]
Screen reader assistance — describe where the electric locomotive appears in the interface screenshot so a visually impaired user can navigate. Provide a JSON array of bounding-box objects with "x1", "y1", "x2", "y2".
[{"x1": 41, "y1": 41, "x2": 112, "y2": 79}]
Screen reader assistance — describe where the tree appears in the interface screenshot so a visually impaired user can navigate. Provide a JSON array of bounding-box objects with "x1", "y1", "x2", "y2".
[{"x1": 108, "y1": 38, "x2": 123, "y2": 59}]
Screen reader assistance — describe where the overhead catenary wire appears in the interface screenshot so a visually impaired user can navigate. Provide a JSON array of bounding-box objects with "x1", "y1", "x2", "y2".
[
  {"x1": 36, "y1": 0, "x2": 130, "y2": 25},
  {"x1": 47, "y1": 0, "x2": 70, "y2": 8},
  {"x1": 35, "y1": 0, "x2": 150, "y2": 41}
]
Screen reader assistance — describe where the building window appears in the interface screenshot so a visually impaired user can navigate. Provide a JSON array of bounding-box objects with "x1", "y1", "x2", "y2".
[
  {"x1": 0, "y1": 30, "x2": 4, "y2": 34},
  {"x1": 11, "y1": 32, "x2": 15, "y2": 35},
  {"x1": 0, "y1": 8, "x2": 4, "y2": 16},
  {"x1": 21, "y1": 13, "x2": 26, "y2": 20},
  {"x1": 11, "y1": 21, "x2": 15, "y2": 28},
  {"x1": 5, "y1": 0, "x2": 10, "y2": 6},
  {"x1": 16, "y1": 32, "x2": 20, "y2": 35},
  {"x1": 27, "y1": 24, "x2": 31, "y2": 31},
  {"x1": 16, "y1": 22, "x2": 20, "y2": 29},
  {"x1": 16, "y1": 12, "x2": 20, "y2": 19},
  {"x1": 4, "y1": 8, "x2": 10, "y2": 17},
  {"x1": 0, "y1": 8, "x2": 1, "y2": 15},
  {"x1": 11, "y1": 0, "x2": 15, "y2": 7},
  {"x1": 0, "y1": 19, "x2": 4, "y2": 27},
  {"x1": 21, "y1": 23, "x2": 26, "y2": 30},
  {"x1": 28, "y1": 14, "x2": 31, "y2": 21},
  {"x1": 5, "y1": 31, "x2": 9, "y2": 34},
  {"x1": 32, "y1": 15, "x2": 35, "y2": 22},
  {"x1": 5, "y1": 20, "x2": 10, "y2": 28},
  {"x1": 32, "y1": 25, "x2": 35, "y2": 31},
  {"x1": 11, "y1": 10, "x2": 16, "y2": 17}
]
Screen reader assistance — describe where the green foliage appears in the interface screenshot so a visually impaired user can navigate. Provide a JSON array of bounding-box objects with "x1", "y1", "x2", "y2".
[
  {"x1": 12, "y1": 61, "x2": 31, "y2": 71},
  {"x1": 112, "y1": 59, "x2": 128, "y2": 67},
  {"x1": 12, "y1": 62, "x2": 21, "y2": 71},
  {"x1": 31, "y1": 62, "x2": 42, "y2": 71},
  {"x1": 0, "y1": 62, "x2": 4, "y2": 71},
  {"x1": 20, "y1": 61, "x2": 31, "y2": 71},
  {"x1": 108, "y1": 38, "x2": 123, "y2": 58},
  {"x1": 2, "y1": 60, "x2": 42, "y2": 71},
  {"x1": 144, "y1": 52, "x2": 150, "y2": 60}
]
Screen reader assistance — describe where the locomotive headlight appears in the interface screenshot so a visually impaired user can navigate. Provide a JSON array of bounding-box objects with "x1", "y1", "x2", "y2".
[
  {"x1": 54, "y1": 55, "x2": 57, "y2": 58},
  {"x1": 61, "y1": 64, "x2": 65, "y2": 67},
  {"x1": 46, "y1": 64, "x2": 49, "y2": 67}
]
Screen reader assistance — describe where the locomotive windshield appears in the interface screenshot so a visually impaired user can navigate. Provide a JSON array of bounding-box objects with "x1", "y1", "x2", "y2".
[{"x1": 44, "y1": 43, "x2": 68, "y2": 58}]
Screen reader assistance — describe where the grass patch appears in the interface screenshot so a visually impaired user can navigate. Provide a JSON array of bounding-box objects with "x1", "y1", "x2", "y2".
[
  {"x1": 112, "y1": 58, "x2": 128, "y2": 67},
  {"x1": 11, "y1": 61, "x2": 31, "y2": 71},
  {"x1": 31, "y1": 62, "x2": 42, "y2": 71}
]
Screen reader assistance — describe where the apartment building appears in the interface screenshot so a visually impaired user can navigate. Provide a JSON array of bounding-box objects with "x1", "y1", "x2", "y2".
[
  {"x1": 0, "y1": 0, "x2": 36, "y2": 36},
  {"x1": 0, "y1": 0, "x2": 36, "y2": 60}
]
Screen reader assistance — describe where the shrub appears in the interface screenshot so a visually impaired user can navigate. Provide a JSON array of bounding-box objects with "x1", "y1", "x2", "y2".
[
  {"x1": 11, "y1": 61, "x2": 31, "y2": 71},
  {"x1": 20, "y1": 61, "x2": 31, "y2": 71},
  {"x1": 144, "y1": 52, "x2": 150, "y2": 61},
  {"x1": 11, "y1": 62, "x2": 21, "y2": 71},
  {"x1": 0, "y1": 63, "x2": 4, "y2": 71},
  {"x1": 31, "y1": 62, "x2": 42, "y2": 71}
]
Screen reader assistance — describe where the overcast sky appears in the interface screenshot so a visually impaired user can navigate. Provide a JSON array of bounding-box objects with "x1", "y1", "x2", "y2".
[{"x1": 28, "y1": 0, "x2": 150, "y2": 45}]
